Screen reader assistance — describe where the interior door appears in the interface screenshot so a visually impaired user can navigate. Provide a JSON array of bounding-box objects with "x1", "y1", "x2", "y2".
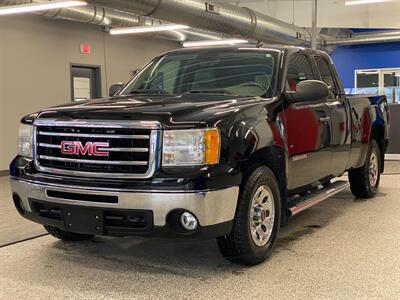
[
  {"x1": 281, "y1": 52, "x2": 333, "y2": 190},
  {"x1": 71, "y1": 65, "x2": 101, "y2": 102}
]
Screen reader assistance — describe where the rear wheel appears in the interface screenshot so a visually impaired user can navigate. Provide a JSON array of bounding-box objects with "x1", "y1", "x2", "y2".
[
  {"x1": 217, "y1": 166, "x2": 281, "y2": 266},
  {"x1": 348, "y1": 139, "x2": 381, "y2": 198},
  {"x1": 44, "y1": 225, "x2": 93, "y2": 242}
]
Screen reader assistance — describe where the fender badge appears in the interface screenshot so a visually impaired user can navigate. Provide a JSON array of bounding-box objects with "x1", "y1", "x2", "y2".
[{"x1": 292, "y1": 154, "x2": 308, "y2": 162}]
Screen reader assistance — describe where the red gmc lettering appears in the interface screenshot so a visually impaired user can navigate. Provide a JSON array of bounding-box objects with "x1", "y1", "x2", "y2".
[{"x1": 60, "y1": 141, "x2": 109, "y2": 156}]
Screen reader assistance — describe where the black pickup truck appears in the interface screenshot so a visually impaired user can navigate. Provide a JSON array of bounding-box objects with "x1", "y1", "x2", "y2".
[{"x1": 10, "y1": 46, "x2": 390, "y2": 265}]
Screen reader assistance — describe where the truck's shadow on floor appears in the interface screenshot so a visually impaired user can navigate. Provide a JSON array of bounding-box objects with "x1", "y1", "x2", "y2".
[{"x1": 45, "y1": 190, "x2": 367, "y2": 277}]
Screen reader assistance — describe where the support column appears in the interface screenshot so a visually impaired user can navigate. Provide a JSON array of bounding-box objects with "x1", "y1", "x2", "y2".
[{"x1": 311, "y1": 0, "x2": 317, "y2": 49}]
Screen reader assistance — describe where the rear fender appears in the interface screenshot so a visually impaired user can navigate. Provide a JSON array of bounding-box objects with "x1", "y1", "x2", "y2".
[{"x1": 349, "y1": 95, "x2": 388, "y2": 169}]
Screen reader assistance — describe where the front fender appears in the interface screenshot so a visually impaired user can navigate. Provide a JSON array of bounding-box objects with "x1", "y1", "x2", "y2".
[{"x1": 220, "y1": 114, "x2": 277, "y2": 163}]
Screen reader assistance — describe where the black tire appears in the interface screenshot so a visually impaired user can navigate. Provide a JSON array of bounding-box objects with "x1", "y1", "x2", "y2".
[
  {"x1": 217, "y1": 166, "x2": 281, "y2": 266},
  {"x1": 348, "y1": 139, "x2": 381, "y2": 198},
  {"x1": 44, "y1": 225, "x2": 93, "y2": 242}
]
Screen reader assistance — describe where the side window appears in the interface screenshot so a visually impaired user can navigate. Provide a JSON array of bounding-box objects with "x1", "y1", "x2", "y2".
[
  {"x1": 286, "y1": 54, "x2": 316, "y2": 92},
  {"x1": 314, "y1": 55, "x2": 337, "y2": 95}
]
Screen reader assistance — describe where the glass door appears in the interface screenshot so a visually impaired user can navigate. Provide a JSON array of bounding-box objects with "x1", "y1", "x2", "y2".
[{"x1": 382, "y1": 71, "x2": 400, "y2": 104}]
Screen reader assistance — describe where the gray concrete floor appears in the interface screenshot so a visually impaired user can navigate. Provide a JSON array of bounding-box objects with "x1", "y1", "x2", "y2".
[
  {"x1": 0, "y1": 162, "x2": 399, "y2": 299},
  {"x1": 0, "y1": 176, "x2": 45, "y2": 246}
]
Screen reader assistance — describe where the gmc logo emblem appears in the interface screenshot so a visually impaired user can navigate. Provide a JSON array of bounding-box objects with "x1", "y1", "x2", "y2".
[{"x1": 60, "y1": 141, "x2": 109, "y2": 156}]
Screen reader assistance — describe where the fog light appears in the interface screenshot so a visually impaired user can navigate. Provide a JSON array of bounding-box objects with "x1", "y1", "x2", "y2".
[{"x1": 180, "y1": 212, "x2": 198, "y2": 231}]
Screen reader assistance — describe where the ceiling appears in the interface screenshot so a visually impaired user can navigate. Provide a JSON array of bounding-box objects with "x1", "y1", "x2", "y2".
[{"x1": 221, "y1": 0, "x2": 400, "y2": 29}]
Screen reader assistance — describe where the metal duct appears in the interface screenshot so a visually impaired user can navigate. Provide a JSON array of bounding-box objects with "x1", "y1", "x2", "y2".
[
  {"x1": 352, "y1": 30, "x2": 400, "y2": 38},
  {"x1": 0, "y1": 0, "x2": 224, "y2": 42},
  {"x1": 88, "y1": 0, "x2": 310, "y2": 46},
  {"x1": 0, "y1": 0, "x2": 145, "y2": 26},
  {"x1": 325, "y1": 30, "x2": 400, "y2": 46}
]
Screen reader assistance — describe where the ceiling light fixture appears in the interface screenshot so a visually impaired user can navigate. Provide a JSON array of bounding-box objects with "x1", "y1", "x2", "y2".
[
  {"x1": 110, "y1": 24, "x2": 190, "y2": 35},
  {"x1": 345, "y1": 0, "x2": 392, "y2": 5},
  {"x1": 183, "y1": 39, "x2": 249, "y2": 48},
  {"x1": 0, "y1": 0, "x2": 87, "y2": 15}
]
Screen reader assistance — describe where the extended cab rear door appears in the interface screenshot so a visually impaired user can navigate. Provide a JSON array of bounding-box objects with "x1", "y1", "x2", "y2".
[
  {"x1": 312, "y1": 54, "x2": 351, "y2": 176},
  {"x1": 280, "y1": 51, "x2": 333, "y2": 190}
]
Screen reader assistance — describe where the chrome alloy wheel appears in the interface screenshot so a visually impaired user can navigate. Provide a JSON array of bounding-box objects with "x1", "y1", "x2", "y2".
[
  {"x1": 369, "y1": 150, "x2": 379, "y2": 187},
  {"x1": 249, "y1": 185, "x2": 275, "y2": 247}
]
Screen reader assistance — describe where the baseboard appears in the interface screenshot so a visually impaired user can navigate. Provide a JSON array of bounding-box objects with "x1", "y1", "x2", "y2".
[
  {"x1": 385, "y1": 154, "x2": 400, "y2": 161},
  {"x1": 0, "y1": 170, "x2": 9, "y2": 177}
]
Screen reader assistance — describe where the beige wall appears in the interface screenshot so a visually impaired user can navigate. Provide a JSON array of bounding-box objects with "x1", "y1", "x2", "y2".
[{"x1": 0, "y1": 14, "x2": 178, "y2": 171}]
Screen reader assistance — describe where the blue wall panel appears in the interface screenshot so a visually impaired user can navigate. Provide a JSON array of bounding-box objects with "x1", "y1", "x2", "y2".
[{"x1": 331, "y1": 42, "x2": 400, "y2": 89}]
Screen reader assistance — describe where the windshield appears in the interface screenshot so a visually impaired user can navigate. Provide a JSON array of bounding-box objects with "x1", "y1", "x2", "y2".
[{"x1": 120, "y1": 49, "x2": 279, "y2": 98}]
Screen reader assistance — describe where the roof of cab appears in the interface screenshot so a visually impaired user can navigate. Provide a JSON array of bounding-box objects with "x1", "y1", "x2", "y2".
[{"x1": 163, "y1": 44, "x2": 311, "y2": 54}]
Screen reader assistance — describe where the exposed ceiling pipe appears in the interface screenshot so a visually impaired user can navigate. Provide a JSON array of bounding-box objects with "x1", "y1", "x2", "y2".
[
  {"x1": 353, "y1": 30, "x2": 400, "y2": 37},
  {"x1": 324, "y1": 30, "x2": 400, "y2": 46},
  {"x1": 1, "y1": 0, "x2": 145, "y2": 26},
  {"x1": 87, "y1": 0, "x2": 311, "y2": 46},
  {"x1": 0, "y1": 0, "x2": 224, "y2": 42}
]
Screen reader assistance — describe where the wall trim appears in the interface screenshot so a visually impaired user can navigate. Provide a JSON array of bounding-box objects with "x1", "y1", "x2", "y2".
[
  {"x1": 0, "y1": 170, "x2": 9, "y2": 177},
  {"x1": 386, "y1": 154, "x2": 400, "y2": 161}
]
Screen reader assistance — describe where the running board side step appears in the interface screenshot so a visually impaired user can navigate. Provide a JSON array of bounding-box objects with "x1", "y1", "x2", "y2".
[{"x1": 289, "y1": 181, "x2": 350, "y2": 216}]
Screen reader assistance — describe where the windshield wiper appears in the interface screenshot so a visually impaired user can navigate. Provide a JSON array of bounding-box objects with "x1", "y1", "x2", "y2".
[
  {"x1": 127, "y1": 88, "x2": 168, "y2": 95},
  {"x1": 186, "y1": 89, "x2": 235, "y2": 95}
]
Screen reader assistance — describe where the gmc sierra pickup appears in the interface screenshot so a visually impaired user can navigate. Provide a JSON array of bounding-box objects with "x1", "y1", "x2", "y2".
[{"x1": 10, "y1": 46, "x2": 390, "y2": 265}]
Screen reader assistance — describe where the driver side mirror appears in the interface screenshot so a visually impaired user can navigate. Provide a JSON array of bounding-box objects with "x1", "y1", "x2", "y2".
[
  {"x1": 286, "y1": 80, "x2": 329, "y2": 103},
  {"x1": 109, "y1": 83, "x2": 124, "y2": 97}
]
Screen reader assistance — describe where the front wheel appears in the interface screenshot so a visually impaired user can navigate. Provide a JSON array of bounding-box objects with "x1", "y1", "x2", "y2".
[
  {"x1": 348, "y1": 139, "x2": 381, "y2": 198},
  {"x1": 217, "y1": 166, "x2": 281, "y2": 266}
]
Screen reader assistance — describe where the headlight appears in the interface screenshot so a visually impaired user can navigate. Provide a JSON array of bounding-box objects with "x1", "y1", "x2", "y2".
[
  {"x1": 18, "y1": 124, "x2": 34, "y2": 158},
  {"x1": 162, "y1": 128, "x2": 220, "y2": 166}
]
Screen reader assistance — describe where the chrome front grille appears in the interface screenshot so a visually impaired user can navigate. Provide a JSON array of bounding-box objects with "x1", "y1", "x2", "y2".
[{"x1": 33, "y1": 120, "x2": 160, "y2": 179}]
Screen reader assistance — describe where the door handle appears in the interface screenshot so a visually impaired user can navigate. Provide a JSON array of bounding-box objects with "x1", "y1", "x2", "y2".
[{"x1": 319, "y1": 116, "x2": 331, "y2": 123}]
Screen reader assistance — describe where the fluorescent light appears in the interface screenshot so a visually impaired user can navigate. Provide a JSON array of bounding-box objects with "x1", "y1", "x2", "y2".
[
  {"x1": 110, "y1": 24, "x2": 190, "y2": 35},
  {"x1": 180, "y1": 30, "x2": 221, "y2": 41},
  {"x1": 0, "y1": 0, "x2": 87, "y2": 15},
  {"x1": 183, "y1": 39, "x2": 249, "y2": 48},
  {"x1": 345, "y1": 0, "x2": 392, "y2": 5}
]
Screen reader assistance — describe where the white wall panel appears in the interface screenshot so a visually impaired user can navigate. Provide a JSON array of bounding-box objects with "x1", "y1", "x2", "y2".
[{"x1": 0, "y1": 15, "x2": 178, "y2": 170}]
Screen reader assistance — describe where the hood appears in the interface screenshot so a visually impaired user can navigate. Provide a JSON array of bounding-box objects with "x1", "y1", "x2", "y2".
[{"x1": 34, "y1": 94, "x2": 273, "y2": 129}]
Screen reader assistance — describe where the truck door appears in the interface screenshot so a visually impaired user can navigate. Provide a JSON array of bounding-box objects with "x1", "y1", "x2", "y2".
[
  {"x1": 313, "y1": 54, "x2": 350, "y2": 176},
  {"x1": 281, "y1": 52, "x2": 333, "y2": 190}
]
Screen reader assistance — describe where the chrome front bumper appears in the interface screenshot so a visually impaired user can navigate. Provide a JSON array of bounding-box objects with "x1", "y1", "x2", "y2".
[{"x1": 10, "y1": 178, "x2": 239, "y2": 227}]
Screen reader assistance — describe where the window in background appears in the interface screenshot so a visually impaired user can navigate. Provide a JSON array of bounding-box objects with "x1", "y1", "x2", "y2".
[
  {"x1": 73, "y1": 77, "x2": 91, "y2": 100},
  {"x1": 355, "y1": 68, "x2": 400, "y2": 103},
  {"x1": 382, "y1": 71, "x2": 400, "y2": 103}
]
